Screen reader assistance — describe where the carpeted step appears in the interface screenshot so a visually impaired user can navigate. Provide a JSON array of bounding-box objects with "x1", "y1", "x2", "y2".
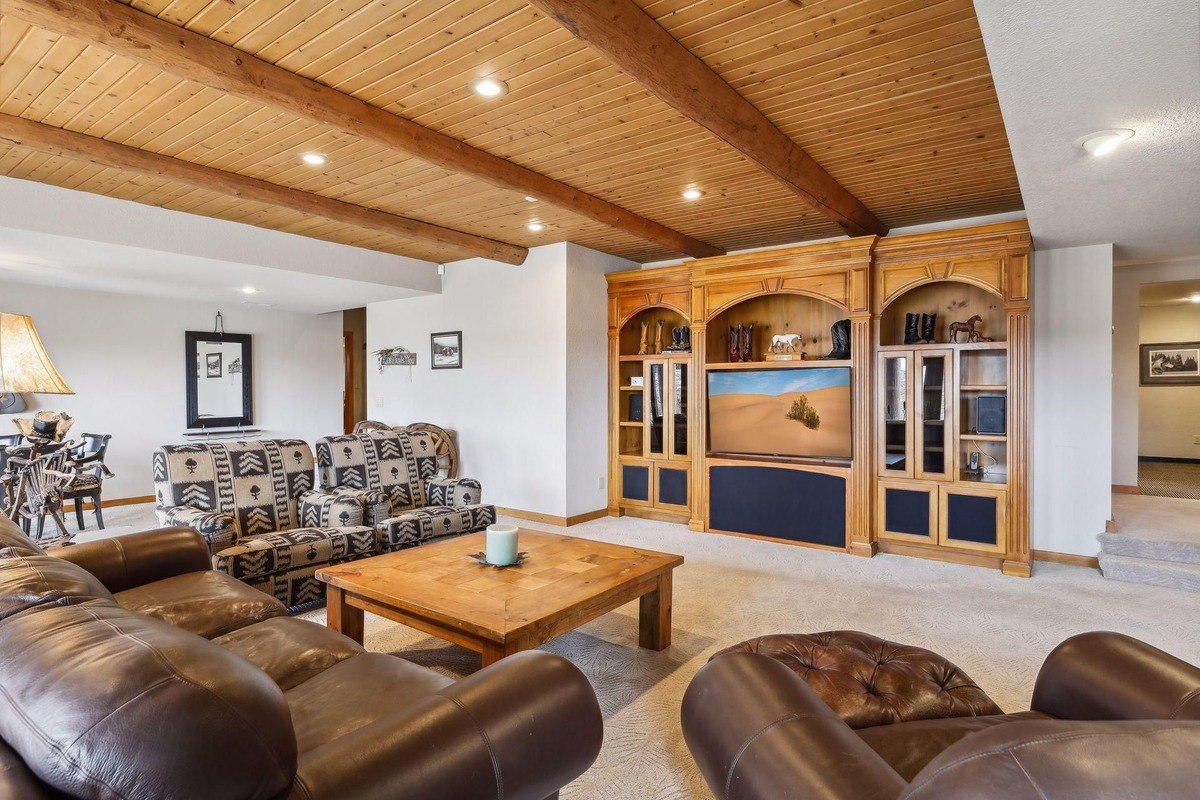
[
  {"x1": 1098, "y1": 554, "x2": 1200, "y2": 593},
  {"x1": 1099, "y1": 531, "x2": 1200, "y2": 565}
]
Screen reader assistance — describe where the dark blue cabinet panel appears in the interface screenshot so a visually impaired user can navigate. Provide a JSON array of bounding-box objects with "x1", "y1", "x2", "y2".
[{"x1": 709, "y1": 466, "x2": 845, "y2": 547}]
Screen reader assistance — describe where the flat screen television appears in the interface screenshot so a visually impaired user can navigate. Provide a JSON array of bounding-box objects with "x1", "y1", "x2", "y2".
[{"x1": 707, "y1": 367, "x2": 852, "y2": 460}]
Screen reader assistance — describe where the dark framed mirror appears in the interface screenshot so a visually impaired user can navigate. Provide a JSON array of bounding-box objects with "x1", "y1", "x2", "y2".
[{"x1": 185, "y1": 331, "x2": 252, "y2": 428}]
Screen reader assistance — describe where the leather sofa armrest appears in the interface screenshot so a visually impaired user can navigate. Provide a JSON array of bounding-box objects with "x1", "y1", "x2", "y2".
[
  {"x1": 425, "y1": 476, "x2": 483, "y2": 507},
  {"x1": 1031, "y1": 631, "x2": 1200, "y2": 721},
  {"x1": 289, "y1": 651, "x2": 601, "y2": 800},
  {"x1": 682, "y1": 652, "x2": 906, "y2": 800},
  {"x1": 53, "y1": 527, "x2": 212, "y2": 593}
]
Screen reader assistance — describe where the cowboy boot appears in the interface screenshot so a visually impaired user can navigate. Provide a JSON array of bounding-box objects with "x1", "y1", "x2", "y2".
[
  {"x1": 729, "y1": 325, "x2": 742, "y2": 362},
  {"x1": 921, "y1": 313, "x2": 938, "y2": 343},
  {"x1": 835, "y1": 318, "x2": 851, "y2": 358},
  {"x1": 740, "y1": 323, "x2": 754, "y2": 361},
  {"x1": 904, "y1": 313, "x2": 921, "y2": 345}
]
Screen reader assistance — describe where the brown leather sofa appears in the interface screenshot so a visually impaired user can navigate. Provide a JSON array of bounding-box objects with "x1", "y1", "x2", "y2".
[
  {"x1": 0, "y1": 515, "x2": 603, "y2": 799},
  {"x1": 682, "y1": 630, "x2": 1200, "y2": 799}
]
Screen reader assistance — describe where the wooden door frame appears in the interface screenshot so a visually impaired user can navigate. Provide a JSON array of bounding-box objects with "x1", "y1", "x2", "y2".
[{"x1": 343, "y1": 330, "x2": 354, "y2": 434}]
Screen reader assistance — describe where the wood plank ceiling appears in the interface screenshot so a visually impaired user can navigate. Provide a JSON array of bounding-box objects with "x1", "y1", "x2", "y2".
[{"x1": 0, "y1": 0, "x2": 1022, "y2": 265}]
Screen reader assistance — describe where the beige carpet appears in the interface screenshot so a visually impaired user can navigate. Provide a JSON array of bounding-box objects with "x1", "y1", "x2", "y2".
[
  {"x1": 104, "y1": 504, "x2": 1200, "y2": 799},
  {"x1": 1139, "y1": 460, "x2": 1200, "y2": 499}
]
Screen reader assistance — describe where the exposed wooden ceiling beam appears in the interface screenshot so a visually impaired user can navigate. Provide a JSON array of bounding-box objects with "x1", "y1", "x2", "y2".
[
  {"x1": 4, "y1": 0, "x2": 724, "y2": 260},
  {"x1": 526, "y1": 0, "x2": 888, "y2": 238},
  {"x1": 0, "y1": 114, "x2": 529, "y2": 265}
]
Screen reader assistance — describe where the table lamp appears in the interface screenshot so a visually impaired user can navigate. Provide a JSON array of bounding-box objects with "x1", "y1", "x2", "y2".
[{"x1": 0, "y1": 313, "x2": 73, "y2": 395}]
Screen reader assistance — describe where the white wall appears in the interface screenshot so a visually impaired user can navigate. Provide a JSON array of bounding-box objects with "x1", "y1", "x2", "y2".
[
  {"x1": 369, "y1": 244, "x2": 570, "y2": 516},
  {"x1": 565, "y1": 243, "x2": 637, "y2": 515},
  {"x1": 1032, "y1": 244, "x2": 1113, "y2": 556},
  {"x1": 1138, "y1": 300, "x2": 1200, "y2": 459},
  {"x1": 1, "y1": 281, "x2": 343, "y2": 500},
  {"x1": 1113, "y1": 257, "x2": 1200, "y2": 483},
  {"x1": 367, "y1": 243, "x2": 634, "y2": 519}
]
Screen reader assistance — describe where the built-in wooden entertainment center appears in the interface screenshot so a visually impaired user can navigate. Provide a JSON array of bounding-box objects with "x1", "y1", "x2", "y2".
[{"x1": 606, "y1": 220, "x2": 1032, "y2": 576}]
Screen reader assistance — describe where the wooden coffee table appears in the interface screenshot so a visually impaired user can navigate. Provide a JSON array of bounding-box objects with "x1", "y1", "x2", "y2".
[{"x1": 316, "y1": 529, "x2": 684, "y2": 666}]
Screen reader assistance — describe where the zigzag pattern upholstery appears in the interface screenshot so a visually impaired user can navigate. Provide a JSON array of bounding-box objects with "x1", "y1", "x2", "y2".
[
  {"x1": 152, "y1": 439, "x2": 372, "y2": 609},
  {"x1": 214, "y1": 527, "x2": 375, "y2": 581},
  {"x1": 317, "y1": 430, "x2": 438, "y2": 523},
  {"x1": 378, "y1": 505, "x2": 497, "y2": 551},
  {"x1": 318, "y1": 430, "x2": 496, "y2": 553}
]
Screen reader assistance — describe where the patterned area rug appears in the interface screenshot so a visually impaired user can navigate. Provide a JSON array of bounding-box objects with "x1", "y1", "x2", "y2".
[
  {"x1": 1139, "y1": 461, "x2": 1200, "y2": 500},
  {"x1": 298, "y1": 515, "x2": 1200, "y2": 800}
]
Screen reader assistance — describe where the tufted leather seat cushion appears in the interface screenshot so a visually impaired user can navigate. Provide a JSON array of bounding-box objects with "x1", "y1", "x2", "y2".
[{"x1": 715, "y1": 631, "x2": 1003, "y2": 729}]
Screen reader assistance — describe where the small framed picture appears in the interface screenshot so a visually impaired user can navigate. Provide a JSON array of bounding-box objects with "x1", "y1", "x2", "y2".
[
  {"x1": 1140, "y1": 341, "x2": 1200, "y2": 386},
  {"x1": 205, "y1": 352, "x2": 223, "y2": 378},
  {"x1": 431, "y1": 331, "x2": 463, "y2": 370},
  {"x1": 629, "y1": 376, "x2": 644, "y2": 387}
]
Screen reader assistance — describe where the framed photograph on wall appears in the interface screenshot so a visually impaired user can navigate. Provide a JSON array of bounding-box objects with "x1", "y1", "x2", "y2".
[
  {"x1": 431, "y1": 331, "x2": 463, "y2": 370},
  {"x1": 205, "y1": 352, "x2": 223, "y2": 378},
  {"x1": 1140, "y1": 341, "x2": 1200, "y2": 386}
]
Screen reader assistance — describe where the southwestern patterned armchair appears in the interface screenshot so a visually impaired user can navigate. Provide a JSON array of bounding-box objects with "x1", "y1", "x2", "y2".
[
  {"x1": 153, "y1": 439, "x2": 374, "y2": 609},
  {"x1": 316, "y1": 429, "x2": 496, "y2": 552}
]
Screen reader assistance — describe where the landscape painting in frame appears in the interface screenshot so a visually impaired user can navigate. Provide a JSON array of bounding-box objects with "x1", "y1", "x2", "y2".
[
  {"x1": 707, "y1": 367, "x2": 852, "y2": 459},
  {"x1": 431, "y1": 331, "x2": 462, "y2": 370},
  {"x1": 1140, "y1": 341, "x2": 1200, "y2": 386}
]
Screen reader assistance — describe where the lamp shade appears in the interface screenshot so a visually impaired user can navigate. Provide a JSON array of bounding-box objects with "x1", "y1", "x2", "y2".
[{"x1": 0, "y1": 313, "x2": 73, "y2": 394}]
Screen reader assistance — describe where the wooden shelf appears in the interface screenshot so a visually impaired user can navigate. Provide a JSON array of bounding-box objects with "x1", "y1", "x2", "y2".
[
  {"x1": 618, "y1": 421, "x2": 643, "y2": 428},
  {"x1": 961, "y1": 433, "x2": 1007, "y2": 442},
  {"x1": 706, "y1": 359, "x2": 851, "y2": 371},
  {"x1": 960, "y1": 384, "x2": 1007, "y2": 392},
  {"x1": 878, "y1": 342, "x2": 1007, "y2": 352},
  {"x1": 619, "y1": 385, "x2": 644, "y2": 391},
  {"x1": 960, "y1": 471, "x2": 1008, "y2": 485},
  {"x1": 618, "y1": 352, "x2": 692, "y2": 361}
]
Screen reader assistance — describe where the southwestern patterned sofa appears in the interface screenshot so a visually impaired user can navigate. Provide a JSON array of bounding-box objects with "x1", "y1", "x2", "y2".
[
  {"x1": 316, "y1": 429, "x2": 496, "y2": 552},
  {"x1": 153, "y1": 439, "x2": 374, "y2": 609}
]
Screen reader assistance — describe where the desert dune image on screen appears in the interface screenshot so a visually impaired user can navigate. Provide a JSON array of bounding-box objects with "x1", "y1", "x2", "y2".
[{"x1": 707, "y1": 368, "x2": 852, "y2": 459}]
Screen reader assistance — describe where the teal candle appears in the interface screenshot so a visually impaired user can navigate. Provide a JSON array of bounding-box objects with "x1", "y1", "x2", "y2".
[{"x1": 485, "y1": 524, "x2": 519, "y2": 566}]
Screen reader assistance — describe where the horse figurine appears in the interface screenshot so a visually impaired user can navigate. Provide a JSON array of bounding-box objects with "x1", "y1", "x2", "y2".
[
  {"x1": 770, "y1": 333, "x2": 804, "y2": 353},
  {"x1": 968, "y1": 330, "x2": 995, "y2": 343},
  {"x1": 949, "y1": 315, "x2": 983, "y2": 343}
]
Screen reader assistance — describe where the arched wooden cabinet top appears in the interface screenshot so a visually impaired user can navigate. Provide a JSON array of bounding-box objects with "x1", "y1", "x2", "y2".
[
  {"x1": 606, "y1": 263, "x2": 691, "y2": 329},
  {"x1": 871, "y1": 220, "x2": 1032, "y2": 313}
]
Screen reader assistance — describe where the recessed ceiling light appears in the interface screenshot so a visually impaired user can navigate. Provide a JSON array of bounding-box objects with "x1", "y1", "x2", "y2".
[
  {"x1": 682, "y1": 188, "x2": 704, "y2": 201},
  {"x1": 527, "y1": 222, "x2": 545, "y2": 233},
  {"x1": 1078, "y1": 129, "x2": 1134, "y2": 157},
  {"x1": 1190, "y1": 293, "x2": 1200, "y2": 304},
  {"x1": 524, "y1": 195, "x2": 537, "y2": 202},
  {"x1": 301, "y1": 152, "x2": 327, "y2": 166},
  {"x1": 241, "y1": 286, "x2": 259, "y2": 294},
  {"x1": 470, "y1": 76, "x2": 509, "y2": 98}
]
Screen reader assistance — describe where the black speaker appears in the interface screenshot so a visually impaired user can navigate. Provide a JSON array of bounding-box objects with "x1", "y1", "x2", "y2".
[
  {"x1": 628, "y1": 393, "x2": 643, "y2": 422},
  {"x1": 976, "y1": 395, "x2": 1006, "y2": 435}
]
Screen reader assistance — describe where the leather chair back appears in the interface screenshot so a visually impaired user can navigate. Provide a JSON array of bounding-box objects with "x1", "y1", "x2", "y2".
[
  {"x1": 152, "y1": 439, "x2": 315, "y2": 541},
  {"x1": 0, "y1": 514, "x2": 298, "y2": 800}
]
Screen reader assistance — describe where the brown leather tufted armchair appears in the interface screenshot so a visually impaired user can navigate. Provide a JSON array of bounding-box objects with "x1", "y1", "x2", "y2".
[{"x1": 683, "y1": 630, "x2": 1200, "y2": 799}]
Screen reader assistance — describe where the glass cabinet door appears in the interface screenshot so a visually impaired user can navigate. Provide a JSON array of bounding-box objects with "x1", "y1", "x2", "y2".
[
  {"x1": 671, "y1": 361, "x2": 688, "y2": 458},
  {"x1": 647, "y1": 361, "x2": 666, "y2": 458},
  {"x1": 915, "y1": 350, "x2": 952, "y2": 480},
  {"x1": 880, "y1": 353, "x2": 912, "y2": 477}
]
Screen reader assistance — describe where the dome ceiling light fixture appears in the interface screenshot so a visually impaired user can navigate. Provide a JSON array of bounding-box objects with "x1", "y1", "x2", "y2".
[
  {"x1": 1078, "y1": 129, "x2": 1135, "y2": 157},
  {"x1": 470, "y1": 76, "x2": 509, "y2": 98}
]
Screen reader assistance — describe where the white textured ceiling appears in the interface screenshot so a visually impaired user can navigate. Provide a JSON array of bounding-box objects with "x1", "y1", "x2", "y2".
[
  {"x1": 0, "y1": 176, "x2": 440, "y2": 313},
  {"x1": 974, "y1": 0, "x2": 1200, "y2": 264}
]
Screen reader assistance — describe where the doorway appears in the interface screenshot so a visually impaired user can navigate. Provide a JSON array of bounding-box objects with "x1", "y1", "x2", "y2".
[
  {"x1": 343, "y1": 308, "x2": 367, "y2": 434},
  {"x1": 1136, "y1": 280, "x2": 1200, "y2": 499}
]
